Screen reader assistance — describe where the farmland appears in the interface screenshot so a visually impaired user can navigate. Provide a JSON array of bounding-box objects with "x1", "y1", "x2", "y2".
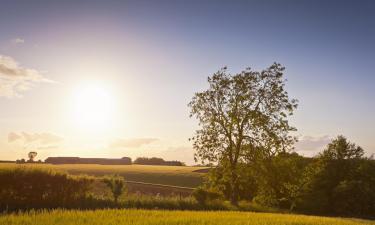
[
  {"x1": 1, "y1": 209, "x2": 373, "y2": 225},
  {"x1": 0, "y1": 163, "x2": 206, "y2": 188}
]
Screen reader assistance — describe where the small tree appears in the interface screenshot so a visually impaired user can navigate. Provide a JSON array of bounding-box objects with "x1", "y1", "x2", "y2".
[
  {"x1": 103, "y1": 175, "x2": 126, "y2": 203},
  {"x1": 28, "y1": 151, "x2": 37, "y2": 162}
]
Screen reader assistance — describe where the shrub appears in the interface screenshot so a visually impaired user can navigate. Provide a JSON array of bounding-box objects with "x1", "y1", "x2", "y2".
[
  {"x1": 102, "y1": 175, "x2": 127, "y2": 203},
  {"x1": 193, "y1": 187, "x2": 221, "y2": 205},
  {"x1": 0, "y1": 166, "x2": 93, "y2": 211}
]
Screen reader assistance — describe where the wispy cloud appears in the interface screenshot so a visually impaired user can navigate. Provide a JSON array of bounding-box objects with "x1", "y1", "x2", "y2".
[
  {"x1": 11, "y1": 38, "x2": 25, "y2": 44},
  {"x1": 110, "y1": 138, "x2": 159, "y2": 148},
  {"x1": 0, "y1": 54, "x2": 53, "y2": 97},
  {"x1": 8, "y1": 132, "x2": 63, "y2": 149},
  {"x1": 294, "y1": 135, "x2": 332, "y2": 154}
]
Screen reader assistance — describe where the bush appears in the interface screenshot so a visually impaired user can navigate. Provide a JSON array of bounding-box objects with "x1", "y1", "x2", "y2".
[
  {"x1": 193, "y1": 187, "x2": 221, "y2": 205},
  {"x1": 0, "y1": 166, "x2": 93, "y2": 211}
]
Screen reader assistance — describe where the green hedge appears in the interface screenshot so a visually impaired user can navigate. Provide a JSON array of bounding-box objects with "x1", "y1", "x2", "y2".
[{"x1": 0, "y1": 166, "x2": 93, "y2": 211}]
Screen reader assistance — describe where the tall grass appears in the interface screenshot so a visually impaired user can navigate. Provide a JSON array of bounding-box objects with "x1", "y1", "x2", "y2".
[{"x1": 1, "y1": 209, "x2": 373, "y2": 225}]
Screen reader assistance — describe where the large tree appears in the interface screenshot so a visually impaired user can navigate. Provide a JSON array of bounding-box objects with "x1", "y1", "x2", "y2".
[{"x1": 189, "y1": 63, "x2": 297, "y2": 204}]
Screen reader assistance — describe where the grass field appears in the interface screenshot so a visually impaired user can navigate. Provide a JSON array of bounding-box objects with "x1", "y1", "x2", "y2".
[
  {"x1": 0, "y1": 163, "x2": 206, "y2": 188},
  {"x1": 1, "y1": 209, "x2": 373, "y2": 225}
]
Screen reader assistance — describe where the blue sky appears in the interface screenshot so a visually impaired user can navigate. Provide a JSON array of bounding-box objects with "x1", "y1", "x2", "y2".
[{"x1": 0, "y1": 0, "x2": 374, "y2": 163}]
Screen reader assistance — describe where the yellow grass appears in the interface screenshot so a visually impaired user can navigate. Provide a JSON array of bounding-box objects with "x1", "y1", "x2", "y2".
[{"x1": 1, "y1": 209, "x2": 373, "y2": 225}]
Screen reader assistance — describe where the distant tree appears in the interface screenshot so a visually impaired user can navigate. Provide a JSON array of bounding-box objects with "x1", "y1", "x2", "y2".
[
  {"x1": 133, "y1": 157, "x2": 185, "y2": 166},
  {"x1": 134, "y1": 157, "x2": 165, "y2": 165},
  {"x1": 189, "y1": 63, "x2": 297, "y2": 205},
  {"x1": 300, "y1": 136, "x2": 375, "y2": 216},
  {"x1": 103, "y1": 175, "x2": 126, "y2": 203},
  {"x1": 27, "y1": 152, "x2": 37, "y2": 162},
  {"x1": 319, "y1": 135, "x2": 364, "y2": 160}
]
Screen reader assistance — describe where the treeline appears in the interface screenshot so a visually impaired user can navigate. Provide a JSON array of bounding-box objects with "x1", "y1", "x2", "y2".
[
  {"x1": 134, "y1": 157, "x2": 185, "y2": 166},
  {"x1": 14, "y1": 156, "x2": 186, "y2": 166},
  {"x1": 201, "y1": 136, "x2": 375, "y2": 218}
]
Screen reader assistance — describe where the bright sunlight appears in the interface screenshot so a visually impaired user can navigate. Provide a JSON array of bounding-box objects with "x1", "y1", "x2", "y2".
[{"x1": 70, "y1": 84, "x2": 115, "y2": 132}]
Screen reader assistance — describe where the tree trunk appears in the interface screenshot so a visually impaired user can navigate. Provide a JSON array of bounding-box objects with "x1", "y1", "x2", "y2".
[{"x1": 230, "y1": 169, "x2": 239, "y2": 205}]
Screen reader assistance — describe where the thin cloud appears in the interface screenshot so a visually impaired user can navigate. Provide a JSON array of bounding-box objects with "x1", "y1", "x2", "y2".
[
  {"x1": 294, "y1": 135, "x2": 332, "y2": 153},
  {"x1": 110, "y1": 138, "x2": 159, "y2": 148},
  {"x1": 37, "y1": 145, "x2": 60, "y2": 150},
  {"x1": 11, "y1": 38, "x2": 25, "y2": 44},
  {"x1": 0, "y1": 54, "x2": 53, "y2": 97},
  {"x1": 8, "y1": 132, "x2": 63, "y2": 149},
  {"x1": 8, "y1": 132, "x2": 22, "y2": 142}
]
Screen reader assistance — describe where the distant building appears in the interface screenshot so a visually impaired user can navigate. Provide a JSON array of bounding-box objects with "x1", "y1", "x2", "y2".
[{"x1": 45, "y1": 157, "x2": 132, "y2": 165}]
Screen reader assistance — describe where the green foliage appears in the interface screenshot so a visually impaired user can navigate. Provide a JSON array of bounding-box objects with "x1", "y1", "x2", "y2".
[
  {"x1": 189, "y1": 63, "x2": 297, "y2": 204},
  {"x1": 298, "y1": 136, "x2": 375, "y2": 217},
  {"x1": 192, "y1": 187, "x2": 222, "y2": 205},
  {"x1": 200, "y1": 135, "x2": 375, "y2": 218},
  {"x1": 102, "y1": 175, "x2": 126, "y2": 202},
  {"x1": 254, "y1": 152, "x2": 311, "y2": 210},
  {"x1": 0, "y1": 166, "x2": 93, "y2": 210},
  {"x1": 320, "y1": 135, "x2": 364, "y2": 160}
]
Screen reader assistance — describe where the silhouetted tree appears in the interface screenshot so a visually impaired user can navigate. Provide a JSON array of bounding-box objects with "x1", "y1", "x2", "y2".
[
  {"x1": 27, "y1": 152, "x2": 37, "y2": 162},
  {"x1": 134, "y1": 157, "x2": 185, "y2": 166},
  {"x1": 189, "y1": 63, "x2": 297, "y2": 205}
]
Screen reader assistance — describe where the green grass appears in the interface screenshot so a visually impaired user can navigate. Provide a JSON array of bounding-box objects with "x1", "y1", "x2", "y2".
[
  {"x1": 0, "y1": 163, "x2": 206, "y2": 187},
  {"x1": 1, "y1": 209, "x2": 373, "y2": 225}
]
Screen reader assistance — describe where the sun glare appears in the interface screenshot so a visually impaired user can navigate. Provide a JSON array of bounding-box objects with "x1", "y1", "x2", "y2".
[{"x1": 70, "y1": 84, "x2": 115, "y2": 133}]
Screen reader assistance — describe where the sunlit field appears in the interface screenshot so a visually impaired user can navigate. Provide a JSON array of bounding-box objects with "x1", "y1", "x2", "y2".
[
  {"x1": 1, "y1": 209, "x2": 373, "y2": 225},
  {"x1": 0, "y1": 163, "x2": 206, "y2": 187},
  {"x1": 2, "y1": 1, "x2": 375, "y2": 224}
]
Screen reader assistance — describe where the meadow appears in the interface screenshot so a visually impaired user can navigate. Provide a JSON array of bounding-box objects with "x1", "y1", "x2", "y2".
[{"x1": 1, "y1": 209, "x2": 374, "y2": 225}]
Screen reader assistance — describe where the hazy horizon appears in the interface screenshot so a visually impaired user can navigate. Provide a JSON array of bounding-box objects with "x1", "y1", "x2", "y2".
[{"x1": 1, "y1": 0, "x2": 375, "y2": 164}]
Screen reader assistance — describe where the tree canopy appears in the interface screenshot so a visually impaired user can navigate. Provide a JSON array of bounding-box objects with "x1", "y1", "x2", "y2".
[{"x1": 189, "y1": 63, "x2": 297, "y2": 204}]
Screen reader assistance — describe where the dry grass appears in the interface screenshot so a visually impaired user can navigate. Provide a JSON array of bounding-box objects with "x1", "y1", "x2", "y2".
[{"x1": 1, "y1": 209, "x2": 374, "y2": 225}]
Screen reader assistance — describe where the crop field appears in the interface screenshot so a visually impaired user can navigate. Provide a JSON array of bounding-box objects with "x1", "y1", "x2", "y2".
[
  {"x1": 0, "y1": 163, "x2": 206, "y2": 188},
  {"x1": 1, "y1": 209, "x2": 373, "y2": 225}
]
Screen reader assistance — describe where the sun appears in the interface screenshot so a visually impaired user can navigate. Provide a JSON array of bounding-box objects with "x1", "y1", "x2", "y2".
[{"x1": 70, "y1": 84, "x2": 115, "y2": 132}]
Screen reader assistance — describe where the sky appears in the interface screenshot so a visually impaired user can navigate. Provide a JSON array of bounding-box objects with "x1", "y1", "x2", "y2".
[{"x1": 0, "y1": 0, "x2": 374, "y2": 164}]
